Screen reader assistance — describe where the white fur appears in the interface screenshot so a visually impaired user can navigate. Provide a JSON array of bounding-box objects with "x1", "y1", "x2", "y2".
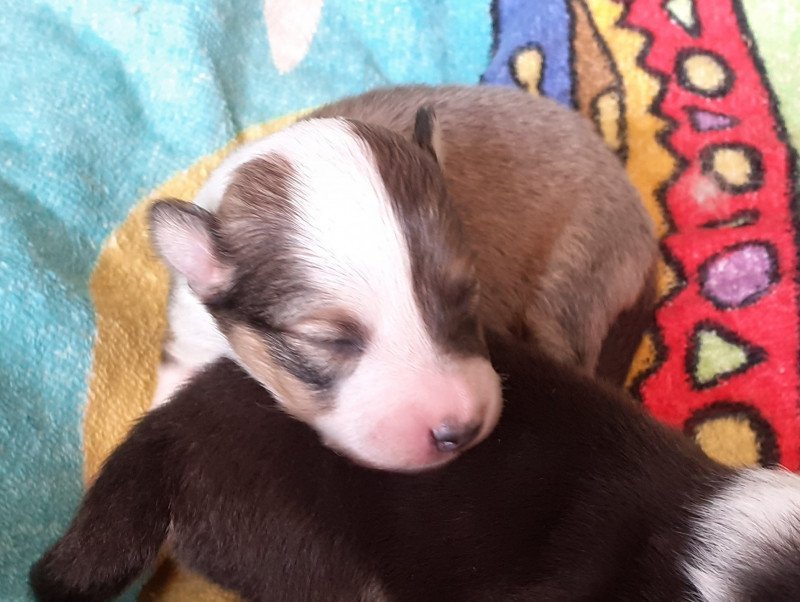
[
  {"x1": 152, "y1": 360, "x2": 196, "y2": 409},
  {"x1": 317, "y1": 354, "x2": 501, "y2": 471},
  {"x1": 684, "y1": 468, "x2": 800, "y2": 601},
  {"x1": 152, "y1": 277, "x2": 231, "y2": 407},
  {"x1": 155, "y1": 119, "x2": 502, "y2": 470},
  {"x1": 272, "y1": 119, "x2": 437, "y2": 315}
]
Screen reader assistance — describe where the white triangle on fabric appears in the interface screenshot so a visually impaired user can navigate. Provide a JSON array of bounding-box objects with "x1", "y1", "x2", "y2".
[
  {"x1": 264, "y1": 0, "x2": 325, "y2": 75},
  {"x1": 664, "y1": 0, "x2": 698, "y2": 35}
]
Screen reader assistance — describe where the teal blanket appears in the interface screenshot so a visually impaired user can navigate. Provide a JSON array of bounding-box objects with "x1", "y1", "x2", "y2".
[{"x1": 0, "y1": 2, "x2": 489, "y2": 599}]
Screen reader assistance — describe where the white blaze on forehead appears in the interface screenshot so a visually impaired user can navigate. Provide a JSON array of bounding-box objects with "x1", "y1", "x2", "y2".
[
  {"x1": 282, "y1": 120, "x2": 437, "y2": 361},
  {"x1": 200, "y1": 118, "x2": 438, "y2": 362},
  {"x1": 684, "y1": 468, "x2": 800, "y2": 602}
]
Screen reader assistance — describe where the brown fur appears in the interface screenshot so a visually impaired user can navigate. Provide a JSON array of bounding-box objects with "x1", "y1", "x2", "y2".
[
  {"x1": 348, "y1": 120, "x2": 486, "y2": 358},
  {"x1": 310, "y1": 85, "x2": 658, "y2": 376},
  {"x1": 212, "y1": 156, "x2": 312, "y2": 327},
  {"x1": 202, "y1": 156, "x2": 372, "y2": 401},
  {"x1": 32, "y1": 335, "x2": 751, "y2": 602}
]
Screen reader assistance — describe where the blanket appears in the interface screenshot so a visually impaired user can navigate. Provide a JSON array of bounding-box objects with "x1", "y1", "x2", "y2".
[{"x1": 1, "y1": 1, "x2": 797, "y2": 599}]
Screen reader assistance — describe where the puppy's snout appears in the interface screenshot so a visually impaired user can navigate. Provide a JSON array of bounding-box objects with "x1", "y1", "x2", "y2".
[
  {"x1": 318, "y1": 355, "x2": 502, "y2": 471},
  {"x1": 431, "y1": 421, "x2": 482, "y2": 453}
]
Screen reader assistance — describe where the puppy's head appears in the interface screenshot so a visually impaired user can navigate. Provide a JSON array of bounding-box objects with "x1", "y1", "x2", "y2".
[{"x1": 149, "y1": 110, "x2": 502, "y2": 472}]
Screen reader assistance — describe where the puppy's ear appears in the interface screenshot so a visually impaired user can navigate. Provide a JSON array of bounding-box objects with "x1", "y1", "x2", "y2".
[
  {"x1": 148, "y1": 199, "x2": 234, "y2": 301},
  {"x1": 413, "y1": 106, "x2": 445, "y2": 168}
]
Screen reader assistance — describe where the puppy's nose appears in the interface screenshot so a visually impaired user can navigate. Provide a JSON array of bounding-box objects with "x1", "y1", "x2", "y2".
[{"x1": 431, "y1": 422, "x2": 481, "y2": 453}]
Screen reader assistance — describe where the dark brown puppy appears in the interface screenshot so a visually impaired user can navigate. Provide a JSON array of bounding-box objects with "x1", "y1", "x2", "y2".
[{"x1": 30, "y1": 335, "x2": 800, "y2": 602}]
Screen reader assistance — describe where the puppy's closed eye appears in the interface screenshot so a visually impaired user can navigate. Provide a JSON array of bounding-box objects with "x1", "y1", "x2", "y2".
[
  {"x1": 299, "y1": 334, "x2": 364, "y2": 358},
  {"x1": 287, "y1": 316, "x2": 368, "y2": 361}
]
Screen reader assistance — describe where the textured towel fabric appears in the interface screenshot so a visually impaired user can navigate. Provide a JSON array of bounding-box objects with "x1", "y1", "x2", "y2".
[
  {"x1": 0, "y1": 0, "x2": 798, "y2": 600},
  {"x1": 484, "y1": 0, "x2": 800, "y2": 467}
]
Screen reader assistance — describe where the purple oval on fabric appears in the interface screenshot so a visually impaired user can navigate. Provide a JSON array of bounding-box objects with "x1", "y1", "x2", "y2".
[{"x1": 700, "y1": 242, "x2": 778, "y2": 308}]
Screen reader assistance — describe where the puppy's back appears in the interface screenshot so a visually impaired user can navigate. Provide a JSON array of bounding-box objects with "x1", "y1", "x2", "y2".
[
  {"x1": 33, "y1": 338, "x2": 800, "y2": 600},
  {"x1": 167, "y1": 344, "x2": 721, "y2": 600},
  {"x1": 311, "y1": 85, "x2": 657, "y2": 372}
]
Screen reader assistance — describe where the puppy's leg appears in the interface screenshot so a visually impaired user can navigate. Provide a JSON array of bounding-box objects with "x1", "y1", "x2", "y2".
[
  {"x1": 595, "y1": 266, "x2": 657, "y2": 386},
  {"x1": 30, "y1": 416, "x2": 171, "y2": 602},
  {"x1": 524, "y1": 232, "x2": 657, "y2": 377}
]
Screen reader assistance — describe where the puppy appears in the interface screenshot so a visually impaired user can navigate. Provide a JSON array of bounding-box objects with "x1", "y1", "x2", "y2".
[
  {"x1": 149, "y1": 85, "x2": 658, "y2": 471},
  {"x1": 31, "y1": 335, "x2": 800, "y2": 602}
]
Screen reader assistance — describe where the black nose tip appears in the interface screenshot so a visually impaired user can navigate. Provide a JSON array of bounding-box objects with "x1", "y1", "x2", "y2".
[{"x1": 431, "y1": 422, "x2": 481, "y2": 453}]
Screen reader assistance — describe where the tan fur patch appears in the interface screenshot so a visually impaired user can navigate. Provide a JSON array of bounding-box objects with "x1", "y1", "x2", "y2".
[{"x1": 228, "y1": 324, "x2": 320, "y2": 421}]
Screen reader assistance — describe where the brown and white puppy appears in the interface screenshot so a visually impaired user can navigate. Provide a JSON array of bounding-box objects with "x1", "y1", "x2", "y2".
[
  {"x1": 30, "y1": 335, "x2": 800, "y2": 602},
  {"x1": 149, "y1": 85, "x2": 657, "y2": 472}
]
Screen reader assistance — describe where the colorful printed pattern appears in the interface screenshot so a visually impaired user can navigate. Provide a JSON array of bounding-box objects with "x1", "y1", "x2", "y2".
[
  {"x1": 2, "y1": 0, "x2": 799, "y2": 600},
  {"x1": 628, "y1": 0, "x2": 800, "y2": 470},
  {"x1": 484, "y1": 0, "x2": 800, "y2": 470}
]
